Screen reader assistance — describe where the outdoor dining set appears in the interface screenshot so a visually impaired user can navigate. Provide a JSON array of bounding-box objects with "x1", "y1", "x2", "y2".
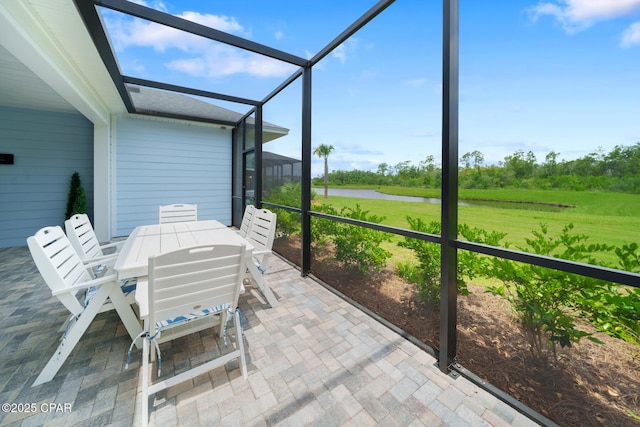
[{"x1": 25, "y1": 203, "x2": 277, "y2": 426}]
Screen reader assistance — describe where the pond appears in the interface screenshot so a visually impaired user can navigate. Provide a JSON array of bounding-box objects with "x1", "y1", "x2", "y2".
[
  {"x1": 313, "y1": 188, "x2": 568, "y2": 212},
  {"x1": 313, "y1": 188, "x2": 464, "y2": 204}
]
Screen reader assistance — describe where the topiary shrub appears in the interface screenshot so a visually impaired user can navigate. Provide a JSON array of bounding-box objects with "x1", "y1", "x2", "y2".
[{"x1": 65, "y1": 171, "x2": 87, "y2": 220}]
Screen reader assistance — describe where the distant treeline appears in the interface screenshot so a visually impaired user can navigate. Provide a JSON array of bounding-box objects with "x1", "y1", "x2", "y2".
[{"x1": 313, "y1": 143, "x2": 640, "y2": 194}]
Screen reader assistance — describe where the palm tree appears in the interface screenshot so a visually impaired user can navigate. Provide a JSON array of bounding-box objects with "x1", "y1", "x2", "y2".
[{"x1": 313, "y1": 144, "x2": 334, "y2": 199}]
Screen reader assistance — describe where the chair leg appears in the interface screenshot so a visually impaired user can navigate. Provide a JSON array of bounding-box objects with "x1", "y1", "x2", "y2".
[
  {"x1": 246, "y1": 260, "x2": 279, "y2": 307},
  {"x1": 235, "y1": 311, "x2": 247, "y2": 379},
  {"x1": 218, "y1": 311, "x2": 228, "y2": 337},
  {"x1": 141, "y1": 335, "x2": 150, "y2": 427},
  {"x1": 32, "y1": 284, "x2": 113, "y2": 387},
  {"x1": 108, "y1": 285, "x2": 143, "y2": 348}
]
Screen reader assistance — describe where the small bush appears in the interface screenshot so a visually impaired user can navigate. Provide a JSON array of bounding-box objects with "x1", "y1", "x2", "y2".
[
  {"x1": 574, "y1": 242, "x2": 640, "y2": 345},
  {"x1": 311, "y1": 204, "x2": 339, "y2": 247},
  {"x1": 313, "y1": 204, "x2": 391, "y2": 273},
  {"x1": 264, "y1": 182, "x2": 314, "y2": 237},
  {"x1": 397, "y1": 219, "x2": 441, "y2": 302},
  {"x1": 65, "y1": 171, "x2": 87, "y2": 220},
  {"x1": 398, "y1": 218, "x2": 505, "y2": 304},
  {"x1": 486, "y1": 224, "x2": 612, "y2": 361}
]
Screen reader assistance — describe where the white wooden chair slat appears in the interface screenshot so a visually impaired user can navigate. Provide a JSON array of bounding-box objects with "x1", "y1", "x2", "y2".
[
  {"x1": 244, "y1": 208, "x2": 279, "y2": 307},
  {"x1": 237, "y1": 205, "x2": 256, "y2": 238},
  {"x1": 65, "y1": 214, "x2": 123, "y2": 279},
  {"x1": 138, "y1": 244, "x2": 247, "y2": 426},
  {"x1": 27, "y1": 226, "x2": 142, "y2": 387},
  {"x1": 158, "y1": 204, "x2": 198, "y2": 224},
  {"x1": 65, "y1": 214, "x2": 123, "y2": 261}
]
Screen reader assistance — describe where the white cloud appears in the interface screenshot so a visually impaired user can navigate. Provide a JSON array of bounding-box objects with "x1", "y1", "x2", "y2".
[
  {"x1": 129, "y1": 0, "x2": 150, "y2": 7},
  {"x1": 529, "y1": 0, "x2": 640, "y2": 33},
  {"x1": 134, "y1": 1, "x2": 167, "y2": 12},
  {"x1": 180, "y1": 11, "x2": 245, "y2": 34},
  {"x1": 166, "y1": 57, "x2": 206, "y2": 75},
  {"x1": 103, "y1": 10, "x2": 297, "y2": 78},
  {"x1": 274, "y1": 30, "x2": 284, "y2": 40},
  {"x1": 128, "y1": 59, "x2": 147, "y2": 75},
  {"x1": 166, "y1": 48, "x2": 296, "y2": 78},
  {"x1": 107, "y1": 12, "x2": 247, "y2": 52},
  {"x1": 332, "y1": 44, "x2": 347, "y2": 63},
  {"x1": 621, "y1": 21, "x2": 640, "y2": 46},
  {"x1": 330, "y1": 38, "x2": 362, "y2": 64}
]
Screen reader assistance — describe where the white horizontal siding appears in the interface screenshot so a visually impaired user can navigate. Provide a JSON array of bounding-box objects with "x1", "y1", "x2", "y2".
[
  {"x1": 0, "y1": 106, "x2": 93, "y2": 248},
  {"x1": 115, "y1": 116, "x2": 232, "y2": 236}
]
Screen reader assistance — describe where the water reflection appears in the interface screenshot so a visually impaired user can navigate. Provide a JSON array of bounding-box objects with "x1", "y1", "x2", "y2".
[
  {"x1": 317, "y1": 188, "x2": 567, "y2": 212},
  {"x1": 316, "y1": 188, "x2": 461, "y2": 204}
]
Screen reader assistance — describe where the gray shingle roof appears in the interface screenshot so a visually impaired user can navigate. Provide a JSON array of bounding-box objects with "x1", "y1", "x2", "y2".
[{"x1": 126, "y1": 84, "x2": 288, "y2": 141}]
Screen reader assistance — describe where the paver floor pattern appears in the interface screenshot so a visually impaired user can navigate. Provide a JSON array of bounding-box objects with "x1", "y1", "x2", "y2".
[{"x1": 0, "y1": 246, "x2": 540, "y2": 426}]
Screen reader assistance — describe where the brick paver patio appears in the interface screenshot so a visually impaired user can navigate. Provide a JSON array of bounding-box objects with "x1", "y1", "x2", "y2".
[{"x1": 0, "y1": 246, "x2": 541, "y2": 426}]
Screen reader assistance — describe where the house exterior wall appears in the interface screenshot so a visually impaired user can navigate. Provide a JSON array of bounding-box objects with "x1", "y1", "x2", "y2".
[
  {"x1": 0, "y1": 106, "x2": 93, "y2": 248},
  {"x1": 113, "y1": 115, "x2": 232, "y2": 236}
]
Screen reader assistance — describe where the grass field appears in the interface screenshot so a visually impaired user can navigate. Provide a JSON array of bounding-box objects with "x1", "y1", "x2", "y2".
[
  {"x1": 375, "y1": 186, "x2": 640, "y2": 216},
  {"x1": 312, "y1": 187, "x2": 640, "y2": 267}
]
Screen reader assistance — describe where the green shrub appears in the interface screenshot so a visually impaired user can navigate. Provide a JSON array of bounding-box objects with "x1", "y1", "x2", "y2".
[
  {"x1": 395, "y1": 260, "x2": 422, "y2": 284},
  {"x1": 574, "y1": 242, "x2": 640, "y2": 345},
  {"x1": 272, "y1": 208, "x2": 301, "y2": 238},
  {"x1": 313, "y1": 204, "x2": 391, "y2": 273},
  {"x1": 486, "y1": 224, "x2": 612, "y2": 361},
  {"x1": 264, "y1": 182, "x2": 314, "y2": 237},
  {"x1": 398, "y1": 218, "x2": 505, "y2": 304},
  {"x1": 311, "y1": 204, "x2": 339, "y2": 247},
  {"x1": 65, "y1": 171, "x2": 87, "y2": 220},
  {"x1": 333, "y1": 205, "x2": 391, "y2": 273},
  {"x1": 397, "y1": 219, "x2": 441, "y2": 302}
]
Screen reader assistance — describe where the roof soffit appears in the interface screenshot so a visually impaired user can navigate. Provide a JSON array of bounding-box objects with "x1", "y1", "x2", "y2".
[{"x1": 0, "y1": 0, "x2": 126, "y2": 122}]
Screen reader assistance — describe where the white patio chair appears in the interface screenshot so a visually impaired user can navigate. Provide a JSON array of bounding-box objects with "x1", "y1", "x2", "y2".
[
  {"x1": 158, "y1": 203, "x2": 198, "y2": 224},
  {"x1": 236, "y1": 204, "x2": 256, "y2": 238},
  {"x1": 27, "y1": 226, "x2": 141, "y2": 387},
  {"x1": 245, "y1": 208, "x2": 279, "y2": 307},
  {"x1": 131, "y1": 244, "x2": 247, "y2": 426},
  {"x1": 65, "y1": 213, "x2": 123, "y2": 277}
]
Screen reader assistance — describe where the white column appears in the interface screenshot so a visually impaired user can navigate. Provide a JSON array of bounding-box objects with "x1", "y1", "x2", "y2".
[{"x1": 94, "y1": 123, "x2": 111, "y2": 241}]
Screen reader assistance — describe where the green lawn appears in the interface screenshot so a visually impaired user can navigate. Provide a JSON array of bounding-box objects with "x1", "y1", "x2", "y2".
[
  {"x1": 375, "y1": 186, "x2": 640, "y2": 216},
  {"x1": 313, "y1": 187, "x2": 640, "y2": 267}
]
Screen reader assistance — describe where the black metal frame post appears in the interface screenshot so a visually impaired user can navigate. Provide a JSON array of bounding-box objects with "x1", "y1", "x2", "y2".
[
  {"x1": 255, "y1": 105, "x2": 263, "y2": 208},
  {"x1": 440, "y1": 0, "x2": 459, "y2": 373},
  {"x1": 301, "y1": 66, "x2": 312, "y2": 276}
]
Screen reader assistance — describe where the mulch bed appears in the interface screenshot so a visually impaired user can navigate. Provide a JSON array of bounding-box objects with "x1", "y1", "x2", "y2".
[{"x1": 273, "y1": 236, "x2": 640, "y2": 427}]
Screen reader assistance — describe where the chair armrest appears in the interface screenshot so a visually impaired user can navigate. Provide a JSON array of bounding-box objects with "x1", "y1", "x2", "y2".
[
  {"x1": 99, "y1": 240, "x2": 125, "y2": 251},
  {"x1": 51, "y1": 273, "x2": 120, "y2": 296},
  {"x1": 252, "y1": 249, "x2": 272, "y2": 257},
  {"x1": 83, "y1": 253, "x2": 118, "y2": 267}
]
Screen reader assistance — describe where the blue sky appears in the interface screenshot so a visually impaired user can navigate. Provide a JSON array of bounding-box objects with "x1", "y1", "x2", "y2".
[{"x1": 101, "y1": 1, "x2": 640, "y2": 176}]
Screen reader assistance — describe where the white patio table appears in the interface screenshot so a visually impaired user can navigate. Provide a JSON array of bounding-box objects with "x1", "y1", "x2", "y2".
[
  {"x1": 113, "y1": 220, "x2": 278, "y2": 311},
  {"x1": 114, "y1": 220, "x2": 234, "y2": 280}
]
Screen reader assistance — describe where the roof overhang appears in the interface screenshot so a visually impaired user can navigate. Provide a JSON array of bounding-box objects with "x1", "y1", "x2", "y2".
[
  {"x1": 72, "y1": 0, "x2": 300, "y2": 134},
  {"x1": 0, "y1": 0, "x2": 127, "y2": 124},
  {"x1": 0, "y1": 0, "x2": 292, "y2": 137}
]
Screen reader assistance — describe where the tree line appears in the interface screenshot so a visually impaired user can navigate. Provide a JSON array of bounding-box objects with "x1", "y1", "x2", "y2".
[{"x1": 312, "y1": 143, "x2": 640, "y2": 193}]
